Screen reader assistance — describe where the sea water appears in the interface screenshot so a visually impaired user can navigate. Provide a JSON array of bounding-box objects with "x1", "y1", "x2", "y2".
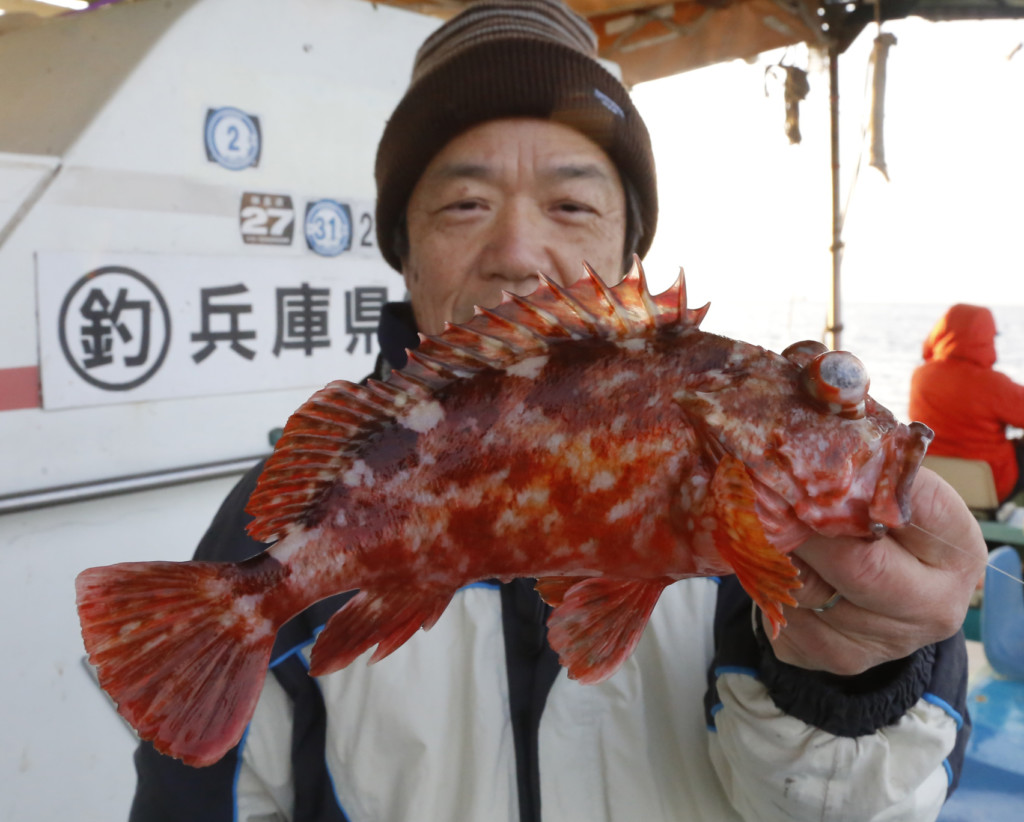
[{"x1": 697, "y1": 300, "x2": 1024, "y2": 425}]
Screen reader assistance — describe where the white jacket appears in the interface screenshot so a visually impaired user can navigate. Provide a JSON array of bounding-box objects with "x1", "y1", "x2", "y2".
[{"x1": 224, "y1": 578, "x2": 963, "y2": 822}]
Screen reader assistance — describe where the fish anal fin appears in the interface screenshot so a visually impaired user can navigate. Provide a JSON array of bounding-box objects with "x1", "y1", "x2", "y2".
[
  {"x1": 534, "y1": 575, "x2": 590, "y2": 607},
  {"x1": 546, "y1": 577, "x2": 670, "y2": 684},
  {"x1": 710, "y1": 454, "x2": 802, "y2": 638},
  {"x1": 309, "y1": 584, "x2": 454, "y2": 676}
]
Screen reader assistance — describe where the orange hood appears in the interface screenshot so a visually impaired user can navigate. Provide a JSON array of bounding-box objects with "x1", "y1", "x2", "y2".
[{"x1": 922, "y1": 304, "x2": 997, "y2": 368}]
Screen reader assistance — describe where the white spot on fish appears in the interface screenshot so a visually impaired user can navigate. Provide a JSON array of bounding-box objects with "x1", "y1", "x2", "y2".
[
  {"x1": 546, "y1": 432, "x2": 567, "y2": 453},
  {"x1": 403, "y1": 399, "x2": 445, "y2": 433},
  {"x1": 607, "y1": 498, "x2": 637, "y2": 523},
  {"x1": 541, "y1": 511, "x2": 561, "y2": 533},
  {"x1": 506, "y1": 355, "x2": 548, "y2": 380},
  {"x1": 495, "y1": 508, "x2": 527, "y2": 534},
  {"x1": 589, "y1": 470, "x2": 616, "y2": 492},
  {"x1": 223, "y1": 594, "x2": 275, "y2": 640},
  {"x1": 270, "y1": 529, "x2": 321, "y2": 565},
  {"x1": 617, "y1": 338, "x2": 647, "y2": 352},
  {"x1": 343, "y1": 459, "x2": 374, "y2": 488},
  {"x1": 516, "y1": 486, "x2": 550, "y2": 507}
]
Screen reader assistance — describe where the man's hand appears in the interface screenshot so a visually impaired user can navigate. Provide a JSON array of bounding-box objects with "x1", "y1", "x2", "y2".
[{"x1": 767, "y1": 468, "x2": 987, "y2": 674}]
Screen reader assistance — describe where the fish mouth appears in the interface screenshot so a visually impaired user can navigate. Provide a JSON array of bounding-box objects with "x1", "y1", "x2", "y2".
[
  {"x1": 867, "y1": 421, "x2": 934, "y2": 533},
  {"x1": 790, "y1": 420, "x2": 934, "y2": 540}
]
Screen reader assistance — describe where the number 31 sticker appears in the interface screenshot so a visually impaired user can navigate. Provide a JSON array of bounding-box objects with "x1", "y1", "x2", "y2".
[
  {"x1": 304, "y1": 200, "x2": 353, "y2": 257},
  {"x1": 205, "y1": 107, "x2": 261, "y2": 171}
]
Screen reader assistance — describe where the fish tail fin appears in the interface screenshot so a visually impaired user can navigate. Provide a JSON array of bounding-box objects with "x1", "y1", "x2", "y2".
[
  {"x1": 76, "y1": 557, "x2": 285, "y2": 766},
  {"x1": 309, "y1": 584, "x2": 454, "y2": 676}
]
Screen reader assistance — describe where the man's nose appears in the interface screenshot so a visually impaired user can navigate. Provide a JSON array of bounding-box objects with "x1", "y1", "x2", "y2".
[{"x1": 482, "y1": 202, "x2": 551, "y2": 293}]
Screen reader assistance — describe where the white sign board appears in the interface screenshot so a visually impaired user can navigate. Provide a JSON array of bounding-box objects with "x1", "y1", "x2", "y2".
[{"x1": 37, "y1": 251, "x2": 404, "y2": 409}]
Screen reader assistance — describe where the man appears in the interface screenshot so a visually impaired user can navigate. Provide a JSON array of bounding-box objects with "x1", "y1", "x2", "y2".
[{"x1": 129, "y1": 2, "x2": 985, "y2": 820}]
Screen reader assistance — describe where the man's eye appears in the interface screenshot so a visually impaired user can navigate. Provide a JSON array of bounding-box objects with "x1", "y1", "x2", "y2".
[
  {"x1": 445, "y1": 200, "x2": 483, "y2": 212},
  {"x1": 556, "y1": 201, "x2": 594, "y2": 215}
]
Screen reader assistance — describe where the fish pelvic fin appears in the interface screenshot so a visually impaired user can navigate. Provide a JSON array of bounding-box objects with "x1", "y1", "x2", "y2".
[
  {"x1": 75, "y1": 557, "x2": 286, "y2": 767},
  {"x1": 546, "y1": 577, "x2": 671, "y2": 685},
  {"x1": 709, "y1": 454, "x2": 802, "y2": 638},
  {"x1": 534, "y1": 575, "x2": 590, "y2": 607},
  {"x1": 309, "y1": 584, "x2": 455, "y2": 676}
]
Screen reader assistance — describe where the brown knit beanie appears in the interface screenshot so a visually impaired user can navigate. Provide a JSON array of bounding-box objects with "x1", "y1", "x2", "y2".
[{"x1": 374, "y1": 0, "x2": 658, "y2": 272}]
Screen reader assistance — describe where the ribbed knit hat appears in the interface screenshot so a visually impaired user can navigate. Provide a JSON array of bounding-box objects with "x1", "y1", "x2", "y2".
[{"x1": 374, "y1": 0, "x2": 658, "y2": 272}]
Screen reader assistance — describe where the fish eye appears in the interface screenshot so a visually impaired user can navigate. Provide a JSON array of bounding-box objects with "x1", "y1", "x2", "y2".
[
  {"x1": 782, "y1": 339, "x2": 829, "y2": 368},
  {"x1": 801, "y1": 350, "x2": 870, "y2": 420}
]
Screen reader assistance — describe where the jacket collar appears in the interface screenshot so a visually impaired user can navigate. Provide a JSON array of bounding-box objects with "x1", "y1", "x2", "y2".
[{"x1": 377, "y1": 301, "x2": 419, "y2": 373}]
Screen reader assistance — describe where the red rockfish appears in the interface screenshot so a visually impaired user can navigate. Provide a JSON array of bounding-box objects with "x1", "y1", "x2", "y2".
[{"x1": 75, "y1": 260, "x2": 933, "y2": 767}]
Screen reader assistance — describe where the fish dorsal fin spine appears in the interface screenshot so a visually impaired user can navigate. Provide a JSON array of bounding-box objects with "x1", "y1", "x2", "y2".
[{"x1": 247, "y1": 260, "x2": 707, "y2": 542}]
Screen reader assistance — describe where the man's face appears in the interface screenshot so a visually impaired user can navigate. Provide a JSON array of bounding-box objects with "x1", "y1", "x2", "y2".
[{"x1": 402, "y1": 118, "x2": 628, "y2": 335}]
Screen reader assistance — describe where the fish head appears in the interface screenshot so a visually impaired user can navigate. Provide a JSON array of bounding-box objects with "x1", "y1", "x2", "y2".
[
  {"x1": 776, "y1": 407, "x2": 934, "y2": 540},
  {"x1": 681, "y1": 338, "x2": 933, "y2": 542}
]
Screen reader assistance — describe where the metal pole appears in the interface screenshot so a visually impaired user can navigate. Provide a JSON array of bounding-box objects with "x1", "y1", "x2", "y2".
[
  {"x1": 826, "y1": 39, "x2": 844, "y2": 351},
  {"x1": 0, "y1": 455, "x2": 265, "y2": 516}
]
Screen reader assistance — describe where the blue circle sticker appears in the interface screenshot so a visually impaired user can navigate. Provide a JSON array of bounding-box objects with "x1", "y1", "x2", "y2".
[
  {"x1": 205, "y1": 107, "x2": 261, "y2": 171},
  {"x1": 304, "y1": 200, "x2": 353, "y2": 257}
]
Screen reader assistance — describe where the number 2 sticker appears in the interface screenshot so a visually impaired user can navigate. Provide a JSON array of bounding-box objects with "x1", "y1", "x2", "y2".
[{"x1": 205, "y1": 107, "x2": 261, "y2": 171}]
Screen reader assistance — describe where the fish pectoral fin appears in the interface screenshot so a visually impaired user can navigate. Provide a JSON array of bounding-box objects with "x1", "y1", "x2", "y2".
[
  {"x1": 546, "y1": 577, "x2": 670, "y2": 684},
  {"x1": 309, "y1": 584, "x2": 454, "y2": 676},
  {"x1": 534, "y1": 575, "x2": 590, "y2": 607},
  {"x1": 710, "y1": 453, "x2": 801, "y2": 639}
]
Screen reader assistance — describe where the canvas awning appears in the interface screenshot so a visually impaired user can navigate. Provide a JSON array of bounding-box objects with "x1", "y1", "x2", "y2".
[
  {"x1": 369, "y1": 0, "x2": 826, "y2": 86},
  {"x1": 366, "y1": 0, "x2": 1024, "y2": 87}
]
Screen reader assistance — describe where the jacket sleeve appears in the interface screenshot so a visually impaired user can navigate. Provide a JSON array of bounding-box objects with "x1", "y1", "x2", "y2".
[
  {"x1": 128, "y1": 461, "x2": 352, "y2": 822},
  {"x1": 128, "y1": 462, "x2": 281, "y2": 822},
  {"x1": 704, "y1": 577, "x2": 969, "y2": 822},
  {"x1": 128, "y1": 670, "x2": 303, "y2": 822},
  {"x1": 990, "y1": 370, "x2": 1024, "y2": 430}
]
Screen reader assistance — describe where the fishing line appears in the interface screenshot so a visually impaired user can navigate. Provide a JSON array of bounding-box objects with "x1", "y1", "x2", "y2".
[{"x1": 908, "y1": 522, "x2": 1024, "y2": 586}]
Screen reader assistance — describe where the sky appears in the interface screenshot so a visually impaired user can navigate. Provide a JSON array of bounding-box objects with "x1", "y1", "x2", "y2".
[{"x1": 631, "y1": 18, "x2": 1024, "y2": 310}]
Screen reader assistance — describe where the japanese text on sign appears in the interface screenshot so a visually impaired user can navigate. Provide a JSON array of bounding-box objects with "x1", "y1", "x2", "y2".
[{"x1": 38, "y1": 253, "x2": 400, "y2": 410}]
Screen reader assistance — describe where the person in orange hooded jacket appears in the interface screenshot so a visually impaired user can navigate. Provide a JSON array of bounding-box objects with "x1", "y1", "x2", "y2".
[{"x1": 910, "y1": 303, "x2": 1024, "y2": 502}]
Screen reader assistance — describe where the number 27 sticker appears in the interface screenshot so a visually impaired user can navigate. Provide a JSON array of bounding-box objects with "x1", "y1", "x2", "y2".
[{"x1": 240, "y1": 193, "x2": 294, "y2": 246}]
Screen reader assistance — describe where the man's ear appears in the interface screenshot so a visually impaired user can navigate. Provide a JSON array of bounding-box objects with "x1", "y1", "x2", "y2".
[{"x1": 392, "y1": 210, "x2": 411, "y2": 270}]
